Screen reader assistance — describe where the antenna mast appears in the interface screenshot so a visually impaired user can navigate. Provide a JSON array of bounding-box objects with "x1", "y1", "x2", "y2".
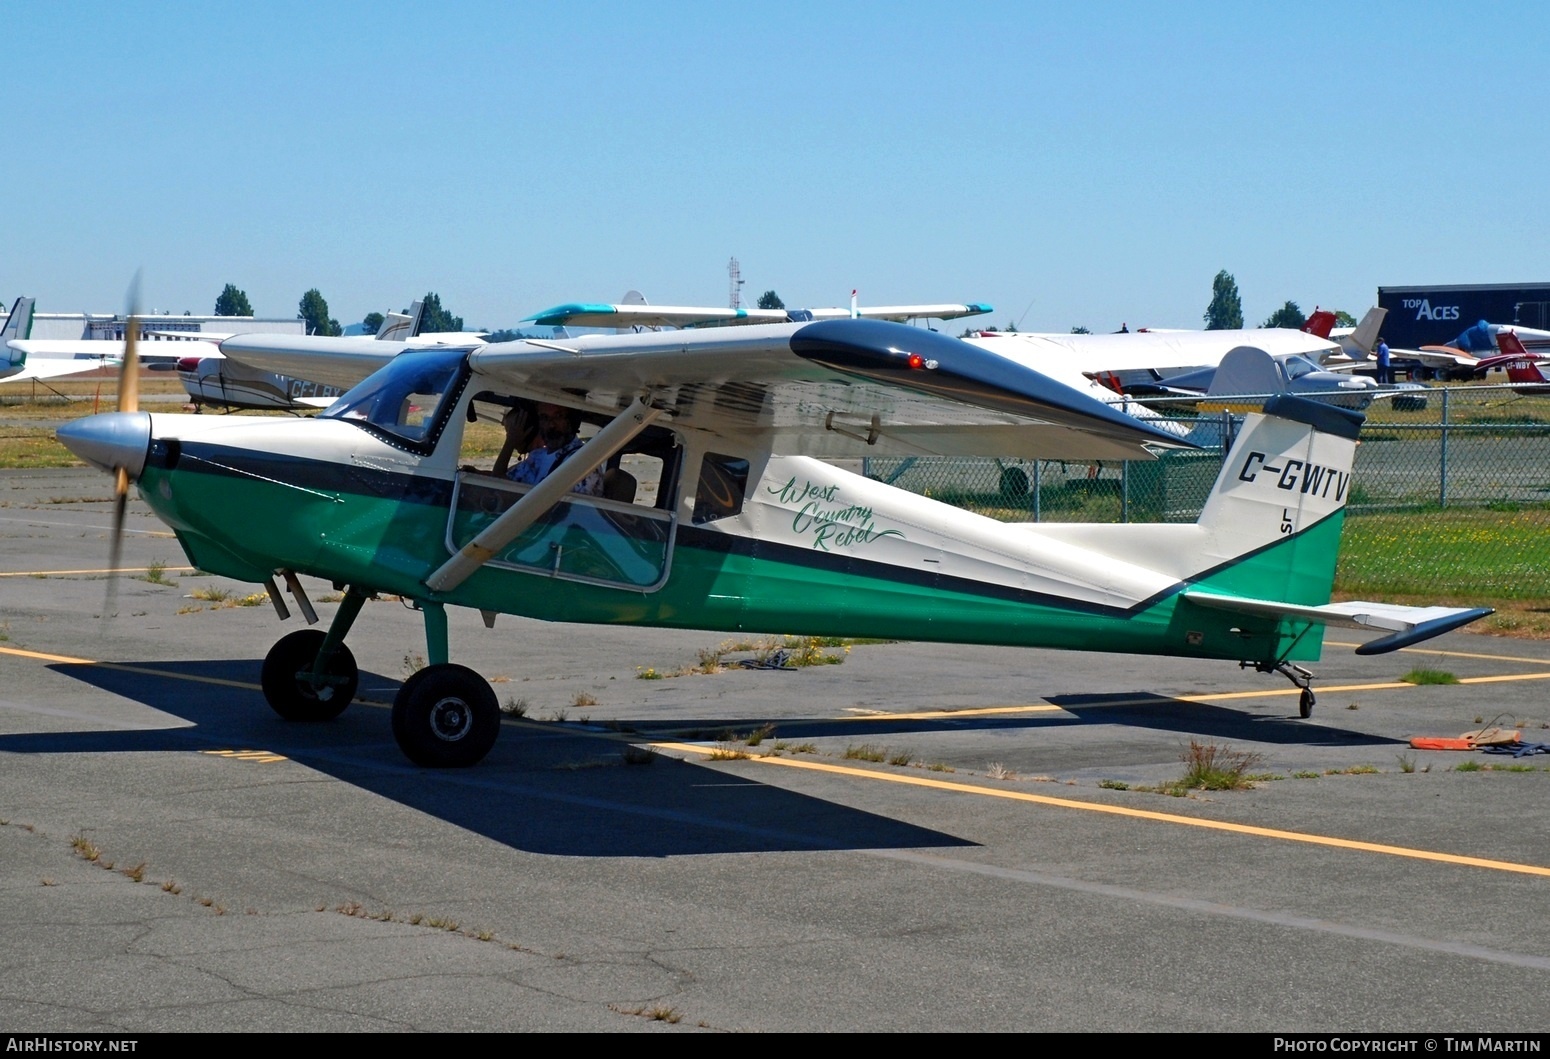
[{"x1": 728, "y1": 257, "x2": 745, "y2": 309}]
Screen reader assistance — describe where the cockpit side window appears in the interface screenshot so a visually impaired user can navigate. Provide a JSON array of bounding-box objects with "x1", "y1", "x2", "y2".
[
  {"x1": 693, "y1": 452, "x2": 750, "y2": 524},
  {"x1": 321, "y1": 349, "x2": 469, "y2": 454}
]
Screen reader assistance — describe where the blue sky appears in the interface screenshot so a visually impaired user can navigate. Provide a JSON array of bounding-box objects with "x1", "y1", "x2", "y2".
[{"x1": 4, "y1": 1, "x2": 1545, "y2": 332}]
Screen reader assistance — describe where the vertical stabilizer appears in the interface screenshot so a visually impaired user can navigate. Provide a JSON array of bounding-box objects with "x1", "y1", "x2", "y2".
[
  {"x1": 1301, "y1": 309, "x2": 1336, "y2": 339},
  {"x1": 1495, "y1": 331, "x2": 1550, "y2": 385},
  {"x1": 1194, "y1": 395, "x2": 1364, "y2": 605},
  {"x1": 376, "y1": 311, "x2": 414, "y2": 341},
  {"x1": 1338, "y1": 306, "x2": 1387, "y2": 359},
  {"x1": 2, "y1": 297, "x2": 35, "y2": 342}
]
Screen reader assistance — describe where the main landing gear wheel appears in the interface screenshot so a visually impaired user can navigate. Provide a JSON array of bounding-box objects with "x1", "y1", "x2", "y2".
[
  {"x1": 260, "y1": 629, "x2": 359, "y2": 721},
  {"x1": 1243, "y1": 660, "x2": 1317, "y2": 720},
  {"x1": 391, "y1": 664, "x2": 500, "y2": 768}
]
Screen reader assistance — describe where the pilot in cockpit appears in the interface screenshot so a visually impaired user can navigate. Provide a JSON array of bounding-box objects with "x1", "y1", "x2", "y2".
[{"x1": 492, "y1": 401, "x2": 603, "y2": 496}]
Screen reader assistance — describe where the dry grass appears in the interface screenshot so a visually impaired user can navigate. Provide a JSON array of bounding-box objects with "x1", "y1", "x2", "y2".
[{"x1": 1171, "y1": 740, "x2": 1264, "y2": 793}]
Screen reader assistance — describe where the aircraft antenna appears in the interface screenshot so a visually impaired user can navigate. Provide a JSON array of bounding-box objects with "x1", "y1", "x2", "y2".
[{"x1": 728, "y1": 257, "x2": 745, "y2": 310}]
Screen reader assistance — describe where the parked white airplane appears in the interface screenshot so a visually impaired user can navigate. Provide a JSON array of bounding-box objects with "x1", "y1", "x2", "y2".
[
  {"x1": 965, "y1": 308, "x2": 1387, "y2": 394},
  {"x1": 2, "y1": 297, "x2": 223, "y2": 384},
  {"x1": 178, "y1": 300, "x2": 487, "y2": 412}
]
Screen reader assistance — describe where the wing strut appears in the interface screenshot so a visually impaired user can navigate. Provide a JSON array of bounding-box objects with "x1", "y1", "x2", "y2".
[{"x1": 423, "y1": 395, "x2": 663, "y2": 593}]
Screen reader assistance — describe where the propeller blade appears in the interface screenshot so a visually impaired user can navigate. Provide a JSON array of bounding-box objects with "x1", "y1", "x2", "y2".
[
  {"x1": 104, "y1": 272, "x2": 142, "y2": 617},
  {"x1": 104, "y1": 488, "x2": 127, "y2": 617},
  {"x1": 118, "y1": 317, "x2": 140, "y2": 416}
]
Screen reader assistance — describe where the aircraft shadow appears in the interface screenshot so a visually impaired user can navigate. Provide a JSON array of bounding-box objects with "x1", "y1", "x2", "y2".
[
  {"x1": 625, "y1": 692, "x2": 1395, "y2": 748},
  {"x1": 12, "y1": 660, "x2": 973, "y2": 859}
]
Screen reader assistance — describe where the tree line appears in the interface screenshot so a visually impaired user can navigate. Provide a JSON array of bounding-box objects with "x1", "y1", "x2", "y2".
[
  {"x1": 212, "y1": 285, "x2": 468, "y2": 337},
  {"x1": 210, "y1": 274, "x2": 1357, "y2": 341}
]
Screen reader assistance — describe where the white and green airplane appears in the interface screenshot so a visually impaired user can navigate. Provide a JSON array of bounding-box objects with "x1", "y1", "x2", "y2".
[{"x1": 57, "y1": 318, "x2": 1490, "y2": 768}]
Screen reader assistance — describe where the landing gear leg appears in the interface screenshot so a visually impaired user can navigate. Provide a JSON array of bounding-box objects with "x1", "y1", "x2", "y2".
[
  {"x1": 1244, "y1": 660, "x2": 1316, "y2": 718},
  {"x1": 260, "y1": 586, "x2": 369, "y2": 722},
  {"x1": 389, "y1": 601, "x2": 499, "y2": 767}
]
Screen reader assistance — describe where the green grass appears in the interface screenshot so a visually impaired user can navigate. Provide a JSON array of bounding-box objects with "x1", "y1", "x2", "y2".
[
  {"x1": 1401, "y1": 668, "x2": 1460, "y2": 685},
  {"x1": 1337, "y1": 506, "x2": 1550, "y2": 601}
]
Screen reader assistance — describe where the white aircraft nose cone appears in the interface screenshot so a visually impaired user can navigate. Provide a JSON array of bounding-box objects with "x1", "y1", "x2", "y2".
[{"x1": 57, "y1": 412, "x2": 152, "y2": 479}]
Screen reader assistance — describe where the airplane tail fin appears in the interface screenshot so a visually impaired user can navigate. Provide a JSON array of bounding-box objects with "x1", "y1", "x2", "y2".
[
  {"x1": 1204, "y1": 346, "x2": 1283, "y2": 397},
  {"x1": 1493, "y1": 331, "x2": 1550, "y2": 384},
  {"x1": 1194, "y1": 394, "x2": 1361, "y2": 606},
  {"x1": 2, "y1": 297, "x2": 35, "y2": 342},
  {"x1": 1301, "y1": 309, "x2": 1336, "y2": 339},
  {"x1": 1186, "y1": 393, "x2": 1490, "y2": 651},
  {"x1": 1336, "y1": 306, "x2": 1387, "y2": 360},
  {"x1": 376, "y1": 311, "x2": 414, "y2": 341}
]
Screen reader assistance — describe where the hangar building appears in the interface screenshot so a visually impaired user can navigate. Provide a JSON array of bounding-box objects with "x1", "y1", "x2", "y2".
[{"x1": 0, "y1": 309, "x2": 305, "y2": 342}]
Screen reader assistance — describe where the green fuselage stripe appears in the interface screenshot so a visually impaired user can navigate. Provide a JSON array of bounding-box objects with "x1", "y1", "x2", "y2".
[{"x1": 142, "y1": 457, "x2": 1336, "y2": 664}]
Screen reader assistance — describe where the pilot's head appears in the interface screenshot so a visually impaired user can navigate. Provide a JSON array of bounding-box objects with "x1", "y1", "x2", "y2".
[{"x1": 535, "y1": 402, "x2": 581, "y2": 447}]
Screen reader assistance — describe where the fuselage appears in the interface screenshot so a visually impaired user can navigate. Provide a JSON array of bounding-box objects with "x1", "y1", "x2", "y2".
[{"x1": 127, "y1": 393, "x2": 1337, "y2": 665}]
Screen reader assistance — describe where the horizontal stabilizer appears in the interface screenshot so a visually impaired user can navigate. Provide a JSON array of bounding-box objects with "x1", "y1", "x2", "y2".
[{"x1": 1184, "y1": 590, "x2": 1493, "y2": 654}]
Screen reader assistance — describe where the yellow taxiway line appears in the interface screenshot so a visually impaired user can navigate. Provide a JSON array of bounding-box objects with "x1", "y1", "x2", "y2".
[
  {"x1": 651, "y1": 740, "x2": 1550, "y2": 878},
  {"x1": 0, "y1": 644, "x2": 263, "y2": 691},
  {"x1": 8, "y1": 642, "x2": 1549, "y2": 878},
  {"x1": 1327, "y1": 639, "x2": 1550, "y2": 667},
  {"x1": 0, "y1": 565, "x2": 194, "y2": 578}
]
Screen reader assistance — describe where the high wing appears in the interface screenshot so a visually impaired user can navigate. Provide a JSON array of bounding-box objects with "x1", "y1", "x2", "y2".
[
  {"x1": 466, "y1": 318, "x2": 1190, "y2": 460},
  {"x1": 5, "y1": 338, "x2": 221, "y2": 383},
  {"x1": 4, "y1": 348, "x2": 124, "y2": 383},
  {"x1": 218, "y1": 334, "x2": 412, "y2": 389},
  {"x1": 524, "y1": 301, "x2": 993, "y2": 330},
  {"x1": 526, "y1": 303, "x2": 788, "y2": 328},
  {"x1": 218, "y1": 330, "x2": 492, "y2": 389},
  {"x1": 1406, "y1": 346, "x2": 1482, "y2": 372},
  {"x1": 805, "y1": 302, "x2": 995, "y2": 323}
]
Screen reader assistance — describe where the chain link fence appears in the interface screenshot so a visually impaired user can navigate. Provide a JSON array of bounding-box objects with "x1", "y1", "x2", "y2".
[{"x1": 862, "y1": 385, "x2": 1550, "y2": 598}]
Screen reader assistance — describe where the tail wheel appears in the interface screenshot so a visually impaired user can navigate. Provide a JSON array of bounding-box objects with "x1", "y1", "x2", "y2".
[
  {"x1": 261, "y1": 629, "x2": 358, "y2": 721},
  {"x1": 391, "y1": 664, "x2": 500, "y2": 768}
]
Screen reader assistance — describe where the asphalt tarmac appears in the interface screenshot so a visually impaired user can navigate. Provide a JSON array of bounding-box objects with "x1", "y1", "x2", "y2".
[{"x1": 1, "y1": 467, "x2": 1548, "y2": 1033}]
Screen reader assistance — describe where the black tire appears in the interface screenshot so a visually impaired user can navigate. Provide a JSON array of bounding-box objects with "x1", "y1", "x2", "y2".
[
  {"x1": 260, "y1": 629, "x2": 358, "y2": 721},
  {"x1": 391, "y1": 664, "x2": 500, "y2": 768},
  {"x1": 999, "y1": 467, "x2": 1030, "y2": 501},
  {"x1": 1299, "y1": 688, "x2": 1315, "y2": 719}
]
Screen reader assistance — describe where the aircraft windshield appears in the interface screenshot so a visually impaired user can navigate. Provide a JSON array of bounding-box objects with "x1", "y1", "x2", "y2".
[
  {"x1": 321, "y1": 349, "x2": 469, "y2": 450},
  {"x1": 1283, "y1": 356, "x2": 1320, "y2": 380}
]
